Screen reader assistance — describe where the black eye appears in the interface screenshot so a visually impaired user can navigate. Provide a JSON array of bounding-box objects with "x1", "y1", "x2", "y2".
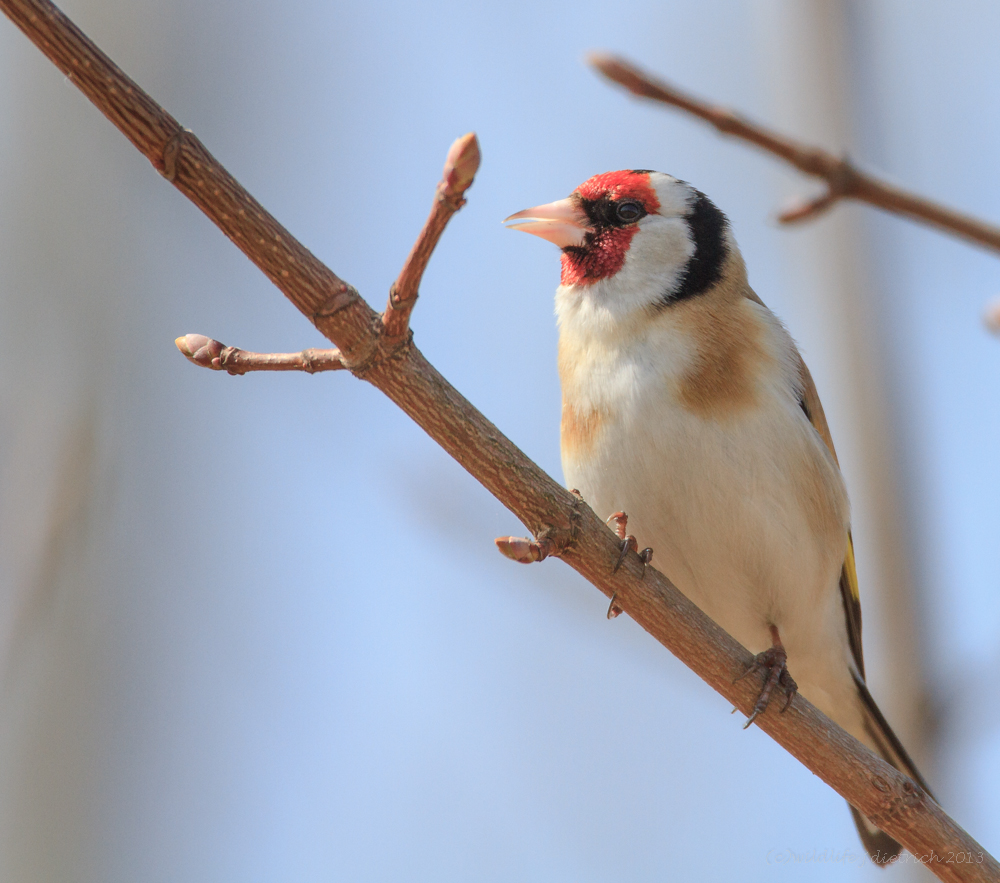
[{"x1": 614, "y1": 200, "x2": 644, "y2": 224}]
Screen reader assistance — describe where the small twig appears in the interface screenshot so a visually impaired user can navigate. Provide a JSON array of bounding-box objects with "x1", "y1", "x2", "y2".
[
  {"x1": 588, "y1": 53, "x2": 1000, "y2": 254},
  {"x1": 172, "y1": 135, "x2": 480, "y2": 376},
  {"x1": 381, "y1": 133, "x2": 481, "y2": 341},
  {"x1": 776, "y1": 188, "x2": 840, "y2": 224},
  {"x1": 175, "y1": 333, "x2": 345, "y2": 374}
]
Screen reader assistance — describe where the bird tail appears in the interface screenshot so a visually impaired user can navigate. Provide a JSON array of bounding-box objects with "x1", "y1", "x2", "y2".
[{"x1": 848, "y1": 674, "x2": 934, "y2": 867}]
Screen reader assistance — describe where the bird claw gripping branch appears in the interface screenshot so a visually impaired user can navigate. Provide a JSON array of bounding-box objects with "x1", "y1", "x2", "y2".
[
  {"x1": 734, "y1": 626, "x2": 798, "y2": 729},
  {"x1": 605, "y1": 511, "x2": 653, "y2": 618},
  {"x1": 606, "y1": 511, "x2": 653, "y2": 575}
]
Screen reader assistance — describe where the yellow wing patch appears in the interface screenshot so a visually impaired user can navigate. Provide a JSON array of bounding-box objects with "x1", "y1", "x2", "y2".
[
  {"x1": 843, "y1": 531, "x2": 860, "y2": 605},
  {"x1": 841, "y1": 531, "x2": 865, "y2": 677}
]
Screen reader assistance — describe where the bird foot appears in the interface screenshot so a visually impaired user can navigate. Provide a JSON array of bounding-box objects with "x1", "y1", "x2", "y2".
[
  {"x1": 605, "y1": 512, "x2": 653, "y2": 619},
  {"x1": 734, "y1": 629, "x2": 797, "y2": 729},
  {"x1": 605, "y1": 511, "x2": 654, "y2": 575}
]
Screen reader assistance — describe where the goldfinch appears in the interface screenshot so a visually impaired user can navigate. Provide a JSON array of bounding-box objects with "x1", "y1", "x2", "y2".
[{"x1": 505, "y1": 170, "x2": 931, "y2": 865}]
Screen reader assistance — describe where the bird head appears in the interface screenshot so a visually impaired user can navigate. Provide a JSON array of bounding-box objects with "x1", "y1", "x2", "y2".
[{"x1": 505, "y1": 170, "x2": 736, "y2": 322}]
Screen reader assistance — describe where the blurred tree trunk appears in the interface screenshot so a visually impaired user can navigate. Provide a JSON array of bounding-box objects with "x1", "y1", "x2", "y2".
[
  {"x1": 0, "y1": 1, "x2": 142, "y2": 877},
  {"x1": 755, "y1": 0, "x2": 932, "y2": 876}
]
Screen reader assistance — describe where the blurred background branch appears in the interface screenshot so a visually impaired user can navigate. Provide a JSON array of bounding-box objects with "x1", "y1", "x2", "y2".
[{"x1": 589, "y1": 53, "x2": 1000, "y2": 256}]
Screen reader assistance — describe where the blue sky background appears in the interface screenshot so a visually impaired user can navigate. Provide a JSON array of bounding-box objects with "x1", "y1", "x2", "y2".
[{"x1": 1, "y1": 1, "x2": 999, "y2": 880}]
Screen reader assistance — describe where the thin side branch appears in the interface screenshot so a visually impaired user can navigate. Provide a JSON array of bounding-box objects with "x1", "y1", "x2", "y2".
[
  {"x1": 175, "y1": 333, "x2": 345, "y2": 374},
  {"x1": 381, "y1": 133, "x2": 481, "y2": 341},
  {"x1": 3, "y1": 3, "x2": 996, "y2": 879},
  {"x1": 588, "y1": 53, "x2": 1000, "y2": 253},
  {"x1": 777, "y1": 189, "x2": 840, "y2": 224}
]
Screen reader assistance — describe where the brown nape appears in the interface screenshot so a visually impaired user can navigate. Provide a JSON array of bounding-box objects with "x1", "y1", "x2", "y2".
[{"x1": 672, "y1": 252, "x2": 772, "y2": 419}]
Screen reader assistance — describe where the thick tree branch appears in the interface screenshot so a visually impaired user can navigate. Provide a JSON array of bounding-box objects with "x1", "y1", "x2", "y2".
[
  {"x1": 175, "y1": 333, "x2": 345, "y2": 374},
  {"x1": 2, "y1": 2, "x2": 996, "y2": 878},
  {"x1": 588, "y1": 53, "x2": 1000, "y2": 253}
]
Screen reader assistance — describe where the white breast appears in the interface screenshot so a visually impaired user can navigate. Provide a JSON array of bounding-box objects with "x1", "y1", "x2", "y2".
[{"x1": 556, "y1": 283, "x2": 864, "y2": 734}]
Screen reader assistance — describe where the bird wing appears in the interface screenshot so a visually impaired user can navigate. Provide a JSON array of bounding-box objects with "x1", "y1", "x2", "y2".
[
  {"x1": 741, "y1": 289, "x2": 866, "y2": 678},
  {"x1": 795, "y1": 343, "x2": 937, "y2": 845},
  {"x1": 794, "y1": 354, "x2": 866, "y2": 680},
  {"x1": 742, "y1": 293, "x2": 932, "y2": 862}
]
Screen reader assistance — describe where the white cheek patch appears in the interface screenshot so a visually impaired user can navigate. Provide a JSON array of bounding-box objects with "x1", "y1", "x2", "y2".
[
  {"x1": 614, "y1": 215, "x2": 694, "y2": 306},
  {"x1": 554, "y1": 214, "x2": 695, "y2": 333}
]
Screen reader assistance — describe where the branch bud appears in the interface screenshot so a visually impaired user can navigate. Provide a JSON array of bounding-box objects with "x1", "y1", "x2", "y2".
[
  {"x1": 495, "y1": 535, "x2": 551, "y2": 564},
  {"x1": 175, "y1": 333, "x2": 225, "y2": 369},
  {"x1": 440, "y1": 132, "x2": 481, "y2": 199}
]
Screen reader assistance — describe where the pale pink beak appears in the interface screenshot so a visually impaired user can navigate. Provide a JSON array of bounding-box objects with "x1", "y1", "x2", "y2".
[{"x1": 503, "y1": 197, "x2": 592, "y2": 248}]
